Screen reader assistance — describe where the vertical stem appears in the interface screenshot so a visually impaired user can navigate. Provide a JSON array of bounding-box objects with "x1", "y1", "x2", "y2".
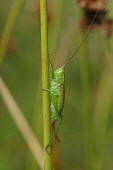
[
  {"x1": 40, "y1": 0, "x2": 52, "y2": 170},
  {"x1": 94, "y1": 38, "x2": 113, "y2": 170},
  {"x1": 0, "y1": 0, "x2": 25, "y2": 67},
  {"x1": 79, "y1": 34, "x2": 95, "y2": 170}
]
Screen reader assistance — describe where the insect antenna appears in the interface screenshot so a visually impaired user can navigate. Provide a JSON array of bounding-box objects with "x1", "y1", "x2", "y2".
[
  {"x1": 63, "y1": 10, "x2": 98, "y2": 67},
  {"x1": 63, "y1": 1, "x2": 109, "y2": 68}
]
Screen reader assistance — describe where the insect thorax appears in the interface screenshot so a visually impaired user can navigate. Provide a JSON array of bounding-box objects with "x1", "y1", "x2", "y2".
[{"x1": 54, "y1": 66, "x2": 65, "y2": 84}]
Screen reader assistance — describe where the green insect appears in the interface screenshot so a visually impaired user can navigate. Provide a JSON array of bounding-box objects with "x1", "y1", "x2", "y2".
[
  {"x1": 47, "y1": 37, "x2": 89, "y2": 144},
  {"x1": 45, "y1": 11, "x2": 99, "y2": 151},
  {"x1": 49, "y1": 60, "x2": 65, "y2": 143},
  {"x1": 46, "y1": 44, "x2": 84, "y2": 147}
]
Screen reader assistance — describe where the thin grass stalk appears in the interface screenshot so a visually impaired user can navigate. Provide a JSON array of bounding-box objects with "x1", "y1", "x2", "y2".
[
  {"x1": 25, "y1": 83, "x2": 43, "y2": 170},
  {"x1": 79, "y1": 33, "x2": 95, "y2": 170},
  {"x1": 94, "y1": 72, "x2": 113, "y2": 170},
  {"x1": 94, "y1": 38, "x2": 113, "y2": 170},
  {"x1": 40, "y1": 0, "x2": 52, "y2": 169},
  {"x1": 0, "y1": 77, "x2": 44, "y2": 169},
  {"x1": 25, "y1": 0, "x2": 66, "y2": 168},
  {"x1": 0, "y1": 0, "x2": 25, "y2": 67}
]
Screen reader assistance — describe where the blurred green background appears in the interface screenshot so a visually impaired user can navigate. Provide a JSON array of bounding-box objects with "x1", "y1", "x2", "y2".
[{"x1": 0, "y1": 0, "x2": 113, "y2": 169}]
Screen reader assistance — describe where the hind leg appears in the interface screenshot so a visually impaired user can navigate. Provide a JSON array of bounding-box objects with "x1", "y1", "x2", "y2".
[{"x1": 51, "y1": 121, "x2": 60, "y2": 143}]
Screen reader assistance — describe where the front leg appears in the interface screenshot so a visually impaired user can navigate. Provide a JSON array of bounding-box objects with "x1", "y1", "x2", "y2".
[
  {"x1": 43, "y1": 88, "x2": 58, "y2": 96},
  {"x1": 43, "y1": 88, "x2": 51, "y2": 93}
]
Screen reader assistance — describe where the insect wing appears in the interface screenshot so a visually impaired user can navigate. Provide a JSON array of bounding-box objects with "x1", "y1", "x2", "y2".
[
  {"x1": 50, "y1": 80, "x2": 60, "y2": 121},
  {"x1": 53, "y1": 67, "x2": 65, "y2": 119},
  {"x1": 57, "y1": 84, "x2": 65, "y2": 117},
  {"x1": 50, "y1": 81, "x2": 59, "y2": 111}
]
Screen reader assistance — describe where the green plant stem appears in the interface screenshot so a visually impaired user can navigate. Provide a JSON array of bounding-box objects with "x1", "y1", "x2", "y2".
[
  {"x1": 25, "y1": 0, "x2": 66, "y2": 168},
  {"x1": 25, "y1": 82, "x2": 43, "y2": 170},
  {"x1": 79, "y1": 33, "x2": 95, "y2": 170},
  {"x1": 94, "y1": 38, "x2": 113, "y2": 170},
  {"x1": 0, "y1": 0, "x2": 25, "y2": 68},
  {"x1": 94, "y1": 72, "x2": 113, "y2": 170},
  {"x1": 40, "y1": 0, "x2": 52, "y2": 169}
]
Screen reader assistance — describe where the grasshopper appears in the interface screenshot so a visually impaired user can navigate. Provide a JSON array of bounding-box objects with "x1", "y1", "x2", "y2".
[
  {"x1": 45, "y1": 10, "x2": 99, "y2": 152},
  {"x1": 49, "y1": 59, "x2": 65, "y2": 143}
]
